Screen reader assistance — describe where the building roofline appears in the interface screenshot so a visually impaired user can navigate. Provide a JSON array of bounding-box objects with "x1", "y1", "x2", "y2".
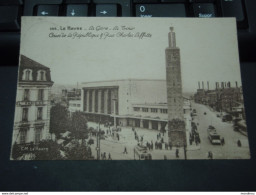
[{"x1": 81, "y1": 78, "x2": 166, "y2": 84}]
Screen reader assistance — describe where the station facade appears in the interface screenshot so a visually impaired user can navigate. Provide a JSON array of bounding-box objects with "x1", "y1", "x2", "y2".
[{"x1": 81, "y1": 79, "x2": 190, "y2": 131}]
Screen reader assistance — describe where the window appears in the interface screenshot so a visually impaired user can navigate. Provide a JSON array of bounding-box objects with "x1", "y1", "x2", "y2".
[
  {"x1": 38, "y1": 89, "x2": 44, "y2": 101},
  {"x1": 151, "y1": 108, "x2": 158, "y2": 113},
  {"x1": 35, "y1": 127, "x2": 42, "y2": 143},
  {"x1": 160, "y1": 109, "x2": 168, "y2": 114},
  {"x1": 22, "y1": 69, "x2": 32, "y2": 81},
  {"x1": 134, "y1": 107, "x2": 140, "y2": 111},
  {"x1": 23, "y1": 89, "x2": 30, "y2": 101},
  {"x1": 22, "y1": 108, "x2": 28, "y2": 121},
  {"x1": 142, "y1": 108, "x2": 148, "y2": 112},
  {"x1": 25, "y1": 70, "x2": 30, "y2": 80},
  {"x1": 20, "y1": 129, "x2": 27, "y2": 144},
  {"x1": 37, "y1": 70, "x2": 46, "y2": 81},
  {"x1": 37, "y1": 107, "x2": 43, "y2": 120}
]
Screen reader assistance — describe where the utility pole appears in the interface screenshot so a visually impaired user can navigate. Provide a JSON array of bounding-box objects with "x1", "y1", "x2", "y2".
[{"x1": 97, "y1": 117, "x2": 101, "y2": 160}]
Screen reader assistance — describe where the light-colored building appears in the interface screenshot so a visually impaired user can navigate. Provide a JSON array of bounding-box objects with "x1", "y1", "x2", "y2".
[
  {"x1": 81, "y1": 79, "x2": 190, "y2": 131},
  {"x1": 68, "y1": 99, "x2": 82, "y2": 114},
  {"x1": 12, "y1": 55, "x2": 54, "y2": 145}
]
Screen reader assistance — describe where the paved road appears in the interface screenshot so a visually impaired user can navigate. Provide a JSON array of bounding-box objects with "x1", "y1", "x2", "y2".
[
  {"x1": 87, "y1": 122, "x2": 185, "y2": 160},
  {"x1": 187, "y1": 102, "x2": 250, "y2": 159}
]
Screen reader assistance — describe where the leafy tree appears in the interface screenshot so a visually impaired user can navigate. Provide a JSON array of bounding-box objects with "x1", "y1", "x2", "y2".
[
  {"x1": 65, "y1": 140, "x2": 93, "y2": 160},
  {"x1": 49, "y1": 104, "x2": 70, "y2": 139},
  {"x1": 70, "y1": 111, "x2": 89, "y2": 143},
  {"x1": 34, "y1": 140, "x2": 63, "y2": 160},
  {"x1": 11, "y1": 142, "x2": 23, "y2": 160}
]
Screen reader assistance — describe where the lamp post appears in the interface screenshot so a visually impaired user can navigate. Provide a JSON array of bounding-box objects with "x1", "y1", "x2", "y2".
[{"x1": 96, "y1": 116, "x2": 101, "y2": 160}]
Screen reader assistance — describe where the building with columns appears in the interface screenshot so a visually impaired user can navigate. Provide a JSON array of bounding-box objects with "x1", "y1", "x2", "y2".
[
  {"x1": 12, "y1": 55, "x2": 54, "y2": 145},
  {"x1": 81, "y1": 79, "x2": 190, "y2": 131}
]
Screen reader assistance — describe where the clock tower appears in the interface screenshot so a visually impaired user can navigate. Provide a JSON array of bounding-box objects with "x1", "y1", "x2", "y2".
[{"x1": 165, "y1": 27, "x2": 186, "y2": 147}]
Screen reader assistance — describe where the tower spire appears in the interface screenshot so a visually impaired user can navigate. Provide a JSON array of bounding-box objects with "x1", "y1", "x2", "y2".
[{"x1": 168, "y1": 27, "x2": 176, "y2": 48}]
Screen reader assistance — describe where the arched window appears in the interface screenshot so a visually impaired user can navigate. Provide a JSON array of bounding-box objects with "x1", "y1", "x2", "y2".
[
  {"x1": 22, "y1": 69, "x2": 32, "y2": 80},
  {"x1": 37, "y1": 70, "x2": 46, "y2": 81}
]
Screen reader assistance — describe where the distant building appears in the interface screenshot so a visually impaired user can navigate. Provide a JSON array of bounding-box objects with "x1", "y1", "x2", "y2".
[
  {"x1": 62, "y1": 88, "x2": 81, "y2": 101},
  {"x1": 68, "y1": 99, "x2": 82, "y2": 114},
  {"x1": 12, "y1": 55, "x2": 54, "y2": 145},
  {"x1": 194, "y1": 81, "x2": 244, "y2": 116},
  {"x1": 81, "y1": 79, "x2": 190, "y2": 131}
]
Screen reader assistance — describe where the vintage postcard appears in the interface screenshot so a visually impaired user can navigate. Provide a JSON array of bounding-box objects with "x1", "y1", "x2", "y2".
[{"x1": 11, "y1": 17, "x2": 250, "y2": 160}]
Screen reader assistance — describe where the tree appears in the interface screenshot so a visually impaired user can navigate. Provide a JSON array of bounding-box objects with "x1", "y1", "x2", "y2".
[
  {"x1": 49, "y1": 104, "x2": 70, "y2": 139},
  {"x1": 70, "y1": 111, "x2": 88, "y2": 143},
  {"x1": 65, "y1": 140, "x2": 93, "y2": 160},
  {"x1": 34, "y1": 140, "x2": 63, "y2": 160}
]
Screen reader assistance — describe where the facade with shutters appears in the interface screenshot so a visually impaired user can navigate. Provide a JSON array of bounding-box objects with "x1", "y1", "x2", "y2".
[{"x1": 12, "y1": 55, "x2": 54, "y2": 145}]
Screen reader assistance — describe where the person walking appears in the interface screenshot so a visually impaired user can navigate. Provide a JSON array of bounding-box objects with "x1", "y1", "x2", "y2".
[
  {"x1": 123, "y1": 146, "x2": 128, "y2": 154},
  {"x1": 208, "y1": 151, "x2": 213, "y2": 159},
  {"x1": 176, "y1": 148, "x2": 179, "y2": 158},
  {"x1": 237, "y1": 139, "x2": 242, "y2": 147},
  {"x1": 108, "y1": 153, "x2": 112, "y2": 160}
]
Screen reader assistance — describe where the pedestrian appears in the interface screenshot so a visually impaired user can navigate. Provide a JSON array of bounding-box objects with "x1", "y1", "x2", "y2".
[
  {"x1": 208, "y1": 151, "x2": 213, "y2": 159},
  {"x1": 237, "y1": 139, "x2": 242, "y2": 147},
  {"x1": 103, "y1": 152, "x2": 106, "y2": 160},
  {"x1": 221, "y1": 137, "x2": 225, "y2": 145},
  {"x1": 169, "y1": 142, "x2": 172, "y2": 150},
  {"x1": 123, "y1": 146, "x2": 128, "y2": 154},
  {"x1": 108, "y1": 153, "x2": 112, "y2": 160},
  {"x1": 176, "y1": 148, "x2": 179, "y2": 158}
]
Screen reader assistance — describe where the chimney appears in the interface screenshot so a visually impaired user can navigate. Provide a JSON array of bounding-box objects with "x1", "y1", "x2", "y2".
[
  {"x1": 198, "y1": 82, "x2": 200, "y2": 89},
  {"x1": 236, "y1": 81, "x2": 238, "y2": 88},
  {"x1": 202, "y1": 81, "x2": 204, "y2": 89},
  {"x1": 207, "y1": 81, "x2": 209, "y2": 90},
  {"x1": 221, "y1": 82, "x2": 224, "y2": 89},
  {"x1": 215, "y1": 82, "x2": 218, "y2": 89}
]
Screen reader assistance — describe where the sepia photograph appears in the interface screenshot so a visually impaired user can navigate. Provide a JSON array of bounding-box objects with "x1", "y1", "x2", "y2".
[{"x1": 10, "y1": 17, "x2": 250, "y2": 160}]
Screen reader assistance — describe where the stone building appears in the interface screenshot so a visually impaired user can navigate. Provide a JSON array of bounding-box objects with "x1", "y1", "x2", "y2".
[
  {"x1": 12, "y1": 55, "x2": 54, "y2": 145},
  {"x1": 194, "y1": 81, "x2": 244, "y2": 114}
]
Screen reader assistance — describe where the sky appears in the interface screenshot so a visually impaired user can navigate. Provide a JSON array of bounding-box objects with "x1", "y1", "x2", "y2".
[{"x1": 20, "y1": 17, "x2": 242, "y2": 93}]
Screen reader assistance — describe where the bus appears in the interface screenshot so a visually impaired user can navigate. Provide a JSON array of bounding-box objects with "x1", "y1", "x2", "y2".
[{"x1": 134, "y1": 145, "x2": 152, "y2": 160}]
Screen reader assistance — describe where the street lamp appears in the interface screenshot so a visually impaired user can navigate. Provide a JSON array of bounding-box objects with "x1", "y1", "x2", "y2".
[{"x1": 96, "y1": 116, "x2": 101, "y2": 160}]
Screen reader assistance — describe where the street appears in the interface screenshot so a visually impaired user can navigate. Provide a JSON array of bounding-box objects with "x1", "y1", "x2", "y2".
[
  {"x1": 84, "y1": 102, "x2": 250, "y2": 160},
  {"x1": 87, "y1": 122, "x2": 185, "y2": 160},
  {"x1": 187, "y1": 102, "x2": 250, "y2": 159}
]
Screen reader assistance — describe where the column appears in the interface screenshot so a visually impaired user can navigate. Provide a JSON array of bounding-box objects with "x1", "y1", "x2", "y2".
[
  {"x1": 140, "y1": 119, "x2": 143, "y2": 128},
  {"x1": 104, "y1": 89, "x2": 108, "y2": 114},
  {"x1": 98, "y1": 90, "x2": 102, "y2": 113},
  {"x1": 86, "y1": 89, "x2": 90, "y2": 112},
  {"x1": 92, "y1": 90, "x2": 95, "y2": 113},
  {"x1": 149, "y1": 121, "x2": 152, "y2": 130},
  {"x1": 158, "y1": 122, "x2": 161, "y2": 131}
]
